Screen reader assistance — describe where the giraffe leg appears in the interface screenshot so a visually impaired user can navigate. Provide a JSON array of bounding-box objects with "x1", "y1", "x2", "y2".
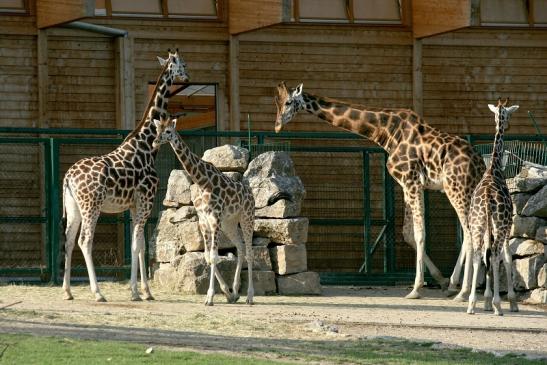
[
  {"x1": 403, "y1": 204, "x2": 448, "y2": 290},
  {"x1": 467, "y1": 252, "x2": 481, "y2": 314},
  {"x1": 241, "y1": 216, "x2": 255, "y2": 305},
  {"x1": 483, "y1": 262, "x2": 493, "y2": 311},
  {"x1": 453, "y1": 221, "x2": 474, "y2": 302},
  {"x1": 491, "y1": 253, "x2": 503, "y2": 316},
  {"x1": 205, "y1": 225, "x2": 232, "y2": 305},
  {"x1": 78, "y1": 214, "x2": 106, "y2": 302},
  {"x1": 222, "y1": 222, "x2": 242, "y2": 303},
  {"x1": 503, "y1": 241, "x2": 518, "y2": 312},
  {"x1": 404, "y1": 190, "x2": 426, "y2": 299},
  {"x1": 62, "y1": 189, "x2": 80, "y2": 300},
  {"x1": 130, "y1": 204, "x2": 154, "y2": 301}
]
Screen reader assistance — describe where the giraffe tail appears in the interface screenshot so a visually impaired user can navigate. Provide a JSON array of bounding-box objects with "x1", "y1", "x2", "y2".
[
  {"x1": 61, "y1": 177, "x2": 68, "y2": 240},
  {"x1": 255, "y1": 191, "x2": 293, "y2": 209},
  {"x1": 483, "y1": 209, "x2": 492, "y2": 272}
]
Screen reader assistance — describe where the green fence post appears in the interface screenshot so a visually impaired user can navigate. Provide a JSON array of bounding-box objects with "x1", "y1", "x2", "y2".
[
  {"x1": 383, "y1": 154, "x2": 396, "y2": 273},
  {"x1": 49, "y1": 139, "x2": 61, "y2": 285},
  {"x1": 361, "y1": 151, "x2": 371, "y2": 274},
  {"x1": 124, "y1": 210, "x2": 131, "y2": 279},
  {"x1": 44, "y1": 139, "x2": 52, "y2": 282}
]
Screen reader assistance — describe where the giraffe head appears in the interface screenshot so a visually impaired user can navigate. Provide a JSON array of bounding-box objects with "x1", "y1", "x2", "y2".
[
  {"x1": 274, "y1": 81, "x2": 304, "y2": 133},
  {"x1": 487, "y1": 98, "x2": 519, "y2": 132},
  {"x1": 157, "y1": 49, "x2": 190, "y2": 83},
  {"x1": 152, "y1": 117, "x2": 178, "y2": 149}
]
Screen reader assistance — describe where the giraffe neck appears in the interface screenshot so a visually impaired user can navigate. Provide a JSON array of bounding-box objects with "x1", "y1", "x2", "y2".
[
  {"x1": 170, "y1": 134, "x2": 215, "y2": 188},
  {"x1": 489, "y1": 121, "x2": 505, "y2": 174},
  {"x1": 300, "y1": 92, "x2": 404, "y2": 152}
]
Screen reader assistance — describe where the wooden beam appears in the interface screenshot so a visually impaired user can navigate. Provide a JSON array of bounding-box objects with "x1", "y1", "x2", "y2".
[
  {"x1": 229, "y1": 34, "x2": 240, "y2": 131},
  {"x1": 176, "y1": 111, "x2": 216, "y2": 131},
  {"x1": 37, "y1": 0, "x2": 95, "y2": 29},
  {"x1": 412, "y1": 0, "x2": 471, "y2": 39},
  {"x1": 229, "y1": 0, "x2": 290, "y2": 34},
  {"x1": 412, "y1": 39, "x2": 423, "y2": 116},
  {"x1": 116, "y1": 36, "x2": 135, "y2": 130},
  {"x1": 346, "y1": 0, "x2": 354, "y2": 23},
  {"x1": 161, "y1": 0, "x2": 168, "y2": 18},
  {"x1": 37, "y1": 29, "x2": 49, "y2": 128},
  {"x1": 528, "y1": 0, "x2": 535, "y2": 27}
]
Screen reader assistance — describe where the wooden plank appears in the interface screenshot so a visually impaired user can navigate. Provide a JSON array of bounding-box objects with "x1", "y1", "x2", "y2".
[
  {"x1": 37, "y1": 0, "x2": 95, "y2": 29},
  {"x1": 412, "y1": 0, "x2": 471, "y2": 39},
  {"x1": 412, "y1": 38, "x2": 423, "y2": 115},
  {"x1": 229, "y1": 0, "x2": 289, "y2": 35},
  {"x1": 229, "y1": 34, "x2": 240, "y2": 131},
  {"x1": 115, "y1": 36, "x2": 135, "y2": 130}
]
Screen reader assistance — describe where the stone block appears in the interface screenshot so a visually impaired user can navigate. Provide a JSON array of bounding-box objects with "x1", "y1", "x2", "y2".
[
  {"x1": 242, "y1": 246, "x2": 273, "y2": 271},
  {"x1": 528, "y1": 288, "x2": 547, "y2": 304},
  {"x1": 170, "y1": 206, "x2": 197, "y2": 223},
  {"x1": 538, "y1": 263, "x2": 547, "y2": 288},
  {"x1": 513, "y1": 166, "x2": 547, "y2": 193},
  {"x1": 535, "y1": 226, "x2": 547, "y2": 244},
  {"x1": 240, "y1": 270, "x2": 277, "y2": 295},
  {"x1": 249, "y1": 176, "x2": 306, "y2": 218},
  {"x1": 255, "y1": 199, "x2": 301, "y2": 219},
  {"x1": 513, "y1": 254, "x2": 545, "y2": 290},
  {"x1": 511, "y1": 216, "x2": 547, "y2": 238},
  {"x1": 223, "y1": 171, "x2": 242, "y2": 181},
  {"x1": 252, "y1": 237, "x2": 270, "y2": 247},
  {"x1": 269, "y1": 244, "x2": 307, "y2": 275},
  {"x1": 511, "y1": 193, "x2": 531, "y2": 215},
  {"x1": 202, "y1": 145, "x2": 249, "y2": 173},
  {"x1": 508, "y1": 238, "x2": 545, "y2": 257},
  {"x1": 276, "y1": 271, "x2": 322, "y2": 295},
  {"x1": 163, "y1": 170, "x2": 193, "y2": 207},
  {"x1": 522, "y1": 185, "x2": 547, "y2": 218},
  {"x1": 244, "y1": 151, "x2": 296, "y2": 179},
  {"x1": 254, "y1": 218, "x2": 309, "y2": 245}
]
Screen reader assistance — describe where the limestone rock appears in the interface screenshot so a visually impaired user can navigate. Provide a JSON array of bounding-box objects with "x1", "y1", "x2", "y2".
[
  {"x1": 153, "y1": 252, "x2": 238, "y2": 294},
  {"x1": 276, "y1": 271, "x2": 322, "y2": 295},
  {"x1": 254, "y1": 218, "x2": 309, "y2": 245},
  {"x1": 252, "y1": 237, "x2": 270, "y2": 247},
  {"x1": 202, "y1": 145, "x2": 249, "y2": 173},
  {"x1": 269, "y1": 244, "x2": 307, "y2": 275},
  {"x1": 151, "y1": 209, "x2": 185, "y2": 261},
  {"x1": 527, "y1": 288, "x2": 547, "y2": 304},
  {"x1": 511, "y1": 216, "x2": 547, "y2": 238},
  {"x1": 240, "y1": 270, "x2": 277, "y2": 295},
  {"x1": 163, "y1": 170, "x2": 193, "y2": 207},
  {"x1": 513, "y1": 254, "x2": 546, "y2": 290},
  {"x1": 242, "y1": 246, "x2": 273, "y2": 271},
  {"x1": 522, "y1": 185, "x2": 547, "y2": 218},
  {"x1": 249, "y1": 176, "x2": 306, "y2": 218},
  {"x1": 538, "y1": 263, "x2": 547, "y2": 288},
  {"x1": 511, "y1": 193, "x2": 531, "y2": 215},
  {"x1": 244, "y1": 151, "x2": 296, "y2": 179},
  {"x1": 170, "y1": 206, "x2": 197, "y2": 223},
  {"x1": 536, "y1": 226, "x2": 547, "y2": 244},
  {"x1": 508, "y1": 238, "x2": 545, "y2": 257},
  {"x1": 223, "y1": 171, "x2": 242, "y2": 181}
]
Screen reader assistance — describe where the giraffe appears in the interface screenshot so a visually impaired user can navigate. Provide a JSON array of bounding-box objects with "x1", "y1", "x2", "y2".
[
  {"x1": 61, "y1": 51, "x2": 189, "y2": 302},
  {"x1": 152, "y1": 117, "x2": 286, "y2": 306},
  {"x1": 274, "y1": 82, "x2": 486, "y2": 299},
  {"x1": 467, "y1": 98, "x2": 519, "y2": 315}
]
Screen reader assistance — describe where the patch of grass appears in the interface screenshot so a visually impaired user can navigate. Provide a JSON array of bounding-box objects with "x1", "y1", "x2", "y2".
[{"x1": 0, "y1": 334, "x2": 291, "y2": 365}]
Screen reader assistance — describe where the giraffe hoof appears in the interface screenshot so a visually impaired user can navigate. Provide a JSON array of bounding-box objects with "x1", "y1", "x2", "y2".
[
  {"x1": 453, "y1": 294, "x2": 467, "y2": 302},
  {"x1": 131, "y1": 295, "x2": 142, "y2": 302},
  {"x1": 446, "y1": 285, "x2": 459, "y2": 297},
  {"x1": 63, "y1": 293, "x2": 74, "y2": 301},
  {"x1": 95, "y1": 296, "x2": 107, "y2": 303},
  {"x1": 510, "y1": 303, "x2": 519, "y2": 312},
  {"x1": 466, "y1": 309, "x2": 475, "y2": 315},
  {"x1": 484, "y1": 298, "x2": 493, "y2": 311},
  {"x1": 205, "y1": 301, "x2": 214, "y2": 306},
  {"x1": 246, "y1": 298, "x2": 254, "y2": 305},
  {"x1": 404, "y1": 290, "x2": 421, "y2": 299},
  {"x1": 144, "y1": 295, "x2": 155, "y2": 301},
  {"x1": 228, "y1": 294, "x2": 240, "y2": 304}
]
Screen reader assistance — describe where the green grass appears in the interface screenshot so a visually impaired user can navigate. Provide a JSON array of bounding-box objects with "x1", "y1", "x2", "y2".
[{"x1": 0, "y1": 333, "x2": 544, "y2": 365}]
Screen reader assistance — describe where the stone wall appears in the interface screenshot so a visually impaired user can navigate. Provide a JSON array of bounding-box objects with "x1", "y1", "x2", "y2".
[
  {"x1": 507, "y1": 165, "x2": 547, "y2": 304},
  {"x1": 150, "y1": 146, "x2": 321, "y2": 297}
]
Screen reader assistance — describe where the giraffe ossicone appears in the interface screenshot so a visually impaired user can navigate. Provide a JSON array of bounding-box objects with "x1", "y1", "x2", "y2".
[
  {"x1": 61, "y1": 51, "x2": 189, "y2": 302},
  {"x1": 467, "y1": 98, "x2": 519, "y2": 315},
  {"x1": 275, "y1": 81, "x2": 487, "y2": 300}
]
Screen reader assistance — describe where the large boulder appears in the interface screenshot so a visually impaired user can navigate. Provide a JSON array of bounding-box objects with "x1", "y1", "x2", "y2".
[
  {"x1": 269, "y1": 244, "x2": 307, "y2": 275},
  {"x1": 239, "y1": 270, "x2": 277, "y2": 295},
  {"x1": 244, "y1": 151, "x2": 296, "y2": 179},
  {"x1": 538, "y1": 263, "x2": 547, "y2": 288},
  {"x1": 513, "y1": 166, "x2": 547, "y2": 193},
  {"x1": 163, "y1": 170, "x2": 193, "y2": 207},
  {"x1": 536, "y1": 226, "x2": 547, "y2": 244},
  {"x1": 251, "y1": 176, "x2": 306, "y2": 218},
  {"x1": 511, "y1": 193, "x2": 531, "y2": 215},
  {"x1": 242, "y1": 246, "x2": 273, "y2": 271},
  {"x1": 527, "y1": 288, "x2": 547, "y2": 304},
  {"x1": 202, "y1": 145, "x2": 249, "y2": 173},
  {"x1": 276, "y1": 272, "x2": 322, "y2": 295},
  {"x1": 153, "y1": 252, "x2": 238, "y2": 294},
  {"x1": 508, "y1": 238, "x2": 545, "y2": 257},
  {"x1": 513, "y1": 254, "x2": 545, "y2": 290},
  {"x1": 511, "y1": 216, "x2": 547, "y2": 238},
  {"x1": 254, "y1": 218, "x2": 309, "y2": 245},
  {"x1": 223, "y1": 171, "x2": 242, "y2": 181},
  {"x1": 522, "y1": 184, "x2": 547, "y2": 218}
]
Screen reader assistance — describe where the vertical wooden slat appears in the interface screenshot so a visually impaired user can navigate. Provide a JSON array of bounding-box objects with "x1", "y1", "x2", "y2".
[
  {"x1": 161, "y1": 0, "x2": 168, "y2": 17},
  {"x1": 293, "y1": 0, "x2": 300, "y2": 22},
  {"x1": 116, "y1": 36, "x2": 135, "y2": 130},
  {"x1": 37, "y1": 29, "x2": 49, "y2": 128},
  {"x1": 346, "y1": 0, "x2": 354, "y2": 23},
  {"x1": 105, "y1": 0, "x2": 112, "y2": 16},
  {"x1": 229, "y1": 34, "x2": 240, "y2": 131},
  {"x1": 528, "y1": 0, "x2": 535, "y2": 26},
  {"x1": 412, "y1": 38, "x2": 423, "y2": 116}
]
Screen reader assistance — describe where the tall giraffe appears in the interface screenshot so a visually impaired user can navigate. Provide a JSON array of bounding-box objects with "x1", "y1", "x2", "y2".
[
  {"x1": 274, "y1": 82, "x2": 485, "y2": 299},
  {"x1": 61, "y1": 51, "x2": 189, "y2": 302},
  {"x1": 152, "y1": 117, "x2": 285, "y2": 306},
  {"x1": 467, "y1": 98, "x2": 519, "y2": 315}
]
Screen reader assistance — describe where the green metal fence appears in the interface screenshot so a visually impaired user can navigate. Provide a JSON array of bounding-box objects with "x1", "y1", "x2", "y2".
[{"x1": 0, "y1": 127, "x2": 545, "y2": 286}]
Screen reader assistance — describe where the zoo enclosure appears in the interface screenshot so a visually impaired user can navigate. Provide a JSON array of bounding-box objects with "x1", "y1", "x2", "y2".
[{"x1": 0, "y1": 127, "x2": 545, "y2": 285}]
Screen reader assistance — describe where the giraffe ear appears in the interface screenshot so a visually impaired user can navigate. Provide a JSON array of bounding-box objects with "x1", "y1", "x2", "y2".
[
  {"x1": 170, "y1": 118, "x2": 178, "y2": 129},
  {"x1": 153, "y1": 119, "x2": 162, "y2": 129},
  {"x1": 506, "y1": 105, "x2": 519, "y2": 114},
  {"x1": 293, "y1": 83, "x2": 303, "y2": 97},
  {"x1": 157, "y1": 56, "x2": 167, "y2": 66},
  {"x1": 488, "y1": 104, "x2": 497, "y2": 114}
]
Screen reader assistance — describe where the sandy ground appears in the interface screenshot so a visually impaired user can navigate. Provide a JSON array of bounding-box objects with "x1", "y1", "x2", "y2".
[{"x1": 0, "y1": 283, "x2": 546, "y2": 360}]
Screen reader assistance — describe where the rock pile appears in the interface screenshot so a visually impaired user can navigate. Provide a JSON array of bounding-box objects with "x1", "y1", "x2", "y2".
[
  {"x1": 150, "y1": 146, "x2": 321, "y2": 296},
  {"x1": 507, "y1": 165, "x2": 547, "y2": 304}
]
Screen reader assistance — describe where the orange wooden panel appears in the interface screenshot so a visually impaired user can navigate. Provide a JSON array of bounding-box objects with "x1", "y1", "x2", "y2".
[
  {"x1": 412, "y1": 0, "x2": 471, "y2": 39},
  {"x1": 37, "y1": 0, "x2": 94, "y2": 29}
]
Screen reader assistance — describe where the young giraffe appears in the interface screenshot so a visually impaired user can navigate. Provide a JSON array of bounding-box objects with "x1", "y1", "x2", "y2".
[
  {"x1": 274, "y1": 82, "x2": 486, "y2": 299},
  {"x1": 62, "y1": 51, "x2": 189, "y2": 302},
  {"x1": 467, "y1": 98, "x2": 519, "y2": 315},
  {"x1": 152, "y1": 117, "x2": 286, "y2": 306}
]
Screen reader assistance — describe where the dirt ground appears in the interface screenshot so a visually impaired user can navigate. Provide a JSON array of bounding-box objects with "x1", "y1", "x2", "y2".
[{"x1": 1, "y1": 282, "x2": 546, "y2": 360}]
